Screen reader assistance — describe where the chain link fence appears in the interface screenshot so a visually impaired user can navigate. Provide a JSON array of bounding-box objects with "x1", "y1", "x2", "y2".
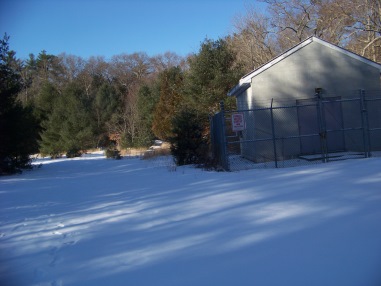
[{"x1": 210, "y1": 90, "x2": 381, "y2": 171}]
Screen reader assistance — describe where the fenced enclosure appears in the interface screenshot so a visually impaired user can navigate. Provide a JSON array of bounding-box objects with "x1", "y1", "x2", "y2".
[{"x1": 210, "y1": 90, "x2": 381, "y2": 171}]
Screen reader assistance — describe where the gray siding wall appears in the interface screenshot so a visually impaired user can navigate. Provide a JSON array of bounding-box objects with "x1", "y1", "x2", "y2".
[{"x1": 248, "y1": 41, "x2": 380, "y2": 104}]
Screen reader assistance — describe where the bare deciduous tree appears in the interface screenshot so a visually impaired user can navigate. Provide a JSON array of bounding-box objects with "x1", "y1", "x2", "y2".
[
  {"x1": 151, "y1": 51, "x2": 187, "y2": 73},
  {"x1": 231, "y1": 0, "x2": 381, "y2": 67},
  {"x1": 58, "y1": 53, "x2": 85, "y2": 83},
  {"x1": 262, "y1": 0, "x2": 318, "y2": 49},
  {"x1": 230, "y1": 6, "x2": 278, "y2": 72},
  {"x1": 77, "y1": 56, "x2": 109, "y2": 97},
  {"x1": 345, "y1": 0, "x2": 381, "y2": 62},
  {"x1": 110, "y1": 52, "x2": 152, "y2": 89}
]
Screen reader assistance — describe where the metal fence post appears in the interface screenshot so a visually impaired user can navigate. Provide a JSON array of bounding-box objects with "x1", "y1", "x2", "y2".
[
  {"x1": 316, "y1": 92, "x2": 328, "y2": 163},
  {"x1": 220, "y1": 101, "x2": 230, "y2": 171},
  {"x1": 209, "y1": 114, "x2": 216, "y2": 161},
  {"x1": 360, "y1": 89, "x2": 371, "y2": 157},
  {"x1": 270, "y1": 99, "x2": 278, "y2": 168}
]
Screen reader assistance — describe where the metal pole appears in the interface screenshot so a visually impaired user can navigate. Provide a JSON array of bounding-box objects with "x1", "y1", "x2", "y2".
[
  {"x1": 270, "y1": 99, "x2": 278, "y2": 168},
  {"x1": 360, "y1": 89, "x2": 371, "y2": 157},
  {"x1": 364, "y1": 90, "x2": 372, "y2": 157},
  {"x1": 220, "y1": 101, "x2": 230, "y2": 171},
  {"x1": 316, "y1": 92, "x2": 328, "y2": 163},
  {"x1": 209, "y1": 114, "x2": 216, "y2": 161}
]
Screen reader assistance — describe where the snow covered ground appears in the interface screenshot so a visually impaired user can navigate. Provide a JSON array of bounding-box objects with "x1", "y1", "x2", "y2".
[{"x1": 1, "y1": 153, "x2": 381, "y2": 286}]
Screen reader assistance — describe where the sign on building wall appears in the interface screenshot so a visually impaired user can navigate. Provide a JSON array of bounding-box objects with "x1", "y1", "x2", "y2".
[{"x1": 232, "y1": 113, "x2": 245, "y2": 132}]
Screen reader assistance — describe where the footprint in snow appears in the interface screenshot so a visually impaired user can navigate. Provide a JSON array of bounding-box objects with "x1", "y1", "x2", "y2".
[
  {"x1": 48, "y1": 237, "x2": 78, "y2": 268},
  {"x1": 64, "y1": 240, "x2": 77, "y2": 246},
  {"x1": 50, "y1": 255, "x2": 62, "y2": 267}
]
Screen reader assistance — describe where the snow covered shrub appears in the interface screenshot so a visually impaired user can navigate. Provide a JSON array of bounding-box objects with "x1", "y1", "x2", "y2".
[
  {"x1": 105, "y1": 148, "x2": 122, "y2": 160},
  {"x1": 66, "y1": 148, "x2": 82, "y2": 158}
]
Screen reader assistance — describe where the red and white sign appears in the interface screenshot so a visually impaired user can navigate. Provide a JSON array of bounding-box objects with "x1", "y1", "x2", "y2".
[{"x1": 232, "y1": 113, "x2": 245, "y2": 132}]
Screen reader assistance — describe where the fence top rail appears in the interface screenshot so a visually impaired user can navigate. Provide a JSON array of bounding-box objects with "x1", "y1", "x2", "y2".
[
  {"x1": 226, "y1": 103, "x2": 315, "y2": 113},
  {"x1": 227, "y1": 102, "x2": 332, "y2": 113},
  {"x1": 365, "y1": 97, "x2": 381, "y2": 101},
  {"x1": 223, "y1": 96, "x2": 381, "y2": 114},
  {"x1": 323, "y1": 98, "x2": 361, "y2": 103}
]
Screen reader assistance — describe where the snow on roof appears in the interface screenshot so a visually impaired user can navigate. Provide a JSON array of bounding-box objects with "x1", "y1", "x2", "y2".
[{"x1": 228, "y1": 36, "x2": 381, "y2": 97}]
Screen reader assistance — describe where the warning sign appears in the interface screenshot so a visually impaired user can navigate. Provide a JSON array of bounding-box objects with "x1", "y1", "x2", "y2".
[{"x1": 232, "y1": 113, "x2": 245, "y2": 132}]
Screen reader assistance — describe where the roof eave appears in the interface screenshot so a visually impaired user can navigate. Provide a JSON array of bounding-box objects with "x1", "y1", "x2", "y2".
[{"x1": 227, "y1": 82, "x2": 251, "y2": 97}]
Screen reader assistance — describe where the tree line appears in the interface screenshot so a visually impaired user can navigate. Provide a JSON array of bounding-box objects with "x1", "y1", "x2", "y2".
[
  {"x1": 1, "y1": 35, "x2": 242, "y2": 173},
  {"x1": 1, "y1": 0, "x2": 380, "y2": 174}
]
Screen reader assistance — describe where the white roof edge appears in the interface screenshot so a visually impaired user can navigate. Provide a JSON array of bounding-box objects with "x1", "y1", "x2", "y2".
[
  {"x1": 239, "y1": 36, "x2": 381, "y2": 85},
  {"x1": 227, "y1": 82, "x2": 251, "y2": 97}
]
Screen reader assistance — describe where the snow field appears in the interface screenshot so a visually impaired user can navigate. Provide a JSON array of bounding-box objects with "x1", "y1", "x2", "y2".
[{"x1": 1, "y1": 153, "x2": 381, "y2": 286}]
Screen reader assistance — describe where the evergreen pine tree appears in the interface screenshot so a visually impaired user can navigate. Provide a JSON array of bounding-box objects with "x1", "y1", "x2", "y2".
[
  {"x1": 34, "y1": 82, "x2": 60, "y2": 121},
  {"x1": 185, "y1": 38, "x2": 242, "y2": 113},
  {"x1": 93, "y1": 83, "x2": 122, "y2": 147},
  {"x1": 170, "y1": 108, "x2": 209, "y2": 166},
  {"x1": 0, "y1": 34, "x2": 39, "y2": 174},
  {"x1": 152, "y1": 67, "x2": 184, "y2": 141},
  {"x1": 136, "y1": 84, "x2": 159, "y2": 146},
  {"x1": 39, "y1": 83, "x2": 95, "y2": 157},
  {"x1": 166, "y1": 39, "x2": 243, "y2": 166}
]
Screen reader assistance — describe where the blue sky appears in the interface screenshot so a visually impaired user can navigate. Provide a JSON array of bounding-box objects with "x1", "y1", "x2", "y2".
[{"x1": 1, "y1": 0, "x2": 262, "y2": 60}]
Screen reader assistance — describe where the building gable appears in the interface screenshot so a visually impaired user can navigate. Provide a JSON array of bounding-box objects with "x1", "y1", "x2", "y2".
[{"x1": 228, "y1": 36, "x2": 381, "y2": 97}]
